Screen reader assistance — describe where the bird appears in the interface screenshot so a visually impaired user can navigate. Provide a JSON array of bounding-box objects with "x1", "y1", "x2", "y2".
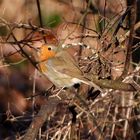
[{"x1": 37, "y1": 44, "x2": 102, "y2": 92}]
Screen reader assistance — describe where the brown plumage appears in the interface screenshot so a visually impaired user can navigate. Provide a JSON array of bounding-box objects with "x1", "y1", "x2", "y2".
[{"x1": 38, "y1": 44, "x2": 102, "y2": 91}]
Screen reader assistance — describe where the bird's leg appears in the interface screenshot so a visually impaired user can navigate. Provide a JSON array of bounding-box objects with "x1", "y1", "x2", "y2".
[{"x1": 49, "y1": 87, "x2": 65, "y2": 100}]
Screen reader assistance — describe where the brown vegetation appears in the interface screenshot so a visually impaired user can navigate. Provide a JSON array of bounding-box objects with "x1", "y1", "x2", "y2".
[{"x1": 0, "y1": 0, "x2": 140, "y2": 140}]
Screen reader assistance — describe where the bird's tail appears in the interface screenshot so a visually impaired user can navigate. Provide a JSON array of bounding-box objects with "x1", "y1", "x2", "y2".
[{"x1": 81, "y1": 79, "x2": 102, "y2": 92}]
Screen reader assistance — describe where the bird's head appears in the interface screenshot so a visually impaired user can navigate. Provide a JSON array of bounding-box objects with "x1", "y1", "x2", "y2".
[{"x1": 39, "y1": 44, "x2": 57, "y2": 62}]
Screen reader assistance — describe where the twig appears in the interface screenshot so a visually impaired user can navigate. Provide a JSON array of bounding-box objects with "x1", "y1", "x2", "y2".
[
  {"x1": 36, "y1": 0, "x2": 43, "y2": 28},
  {"x1": 123, "y1": 92, "x2": 133, "y2": 138},
  {"x1": 9, "y1": 29, "x2": 39, "y2": 70},
  {"x1": 65, "y1": 21, "x2": 99, "y2": 35},
  {"x1": 118, "y1": 0, "x2": 137, "y2": 80},
  {"x1": 23, "y1": 97, "x2": 61, "y2": 140},
  {"x1": 78, "y1": 0, "x2": 90, "y2": 58},
  {"x1": 74, "y1": 92, "x2": 104, "y2": 140},
  {"x1": 89, "y1": 75, "x2": 135, "y2": 91},
  {"x1": 111, "y1": 105, "x2": 118, "y2": 138},
  {"x1": 0, "y1": 19, "x2": 40, "y2": 69},
  {"x1": 36, "y1": 0, "x2": 46, "y2": 43}
]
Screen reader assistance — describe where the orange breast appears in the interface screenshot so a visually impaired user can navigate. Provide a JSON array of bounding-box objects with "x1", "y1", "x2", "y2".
[{"x1": 39, "y1": 61, "x2": 48, "y2": 73}]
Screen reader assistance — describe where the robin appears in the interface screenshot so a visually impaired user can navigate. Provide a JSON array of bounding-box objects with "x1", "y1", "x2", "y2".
[{"x1": 37, "y1": 44, "x2": 102, "y2": 92}]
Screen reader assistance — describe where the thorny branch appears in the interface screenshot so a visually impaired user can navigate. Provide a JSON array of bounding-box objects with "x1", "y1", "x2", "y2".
[{"x1": 0, "y1": 19, "x2": 137, "y2": 92}]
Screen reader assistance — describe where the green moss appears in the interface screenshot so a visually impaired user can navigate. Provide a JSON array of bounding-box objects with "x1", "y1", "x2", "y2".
[
  {"x1": 0, "y1": 25, "x2": 8, "y2": 36},
  {"x1": 4, "y1": 58, "x2": 28, "y2": 70},
  {"x1": 42, "y1": 13, "x2": 62, "y2": 28}
]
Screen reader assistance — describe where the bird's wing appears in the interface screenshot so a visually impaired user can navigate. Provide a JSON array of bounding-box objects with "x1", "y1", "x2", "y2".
[
  {"x1": 47, "y1": 51, "x2": 102, "y2": 91},
  {"x1": 47, "y1": 51, "x2": 84, "y2": 79}
]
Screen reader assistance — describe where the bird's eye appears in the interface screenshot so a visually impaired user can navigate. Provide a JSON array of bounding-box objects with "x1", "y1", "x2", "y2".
[{"x1": 48, "y1": 47, "x2": 52, "y2": 50}]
